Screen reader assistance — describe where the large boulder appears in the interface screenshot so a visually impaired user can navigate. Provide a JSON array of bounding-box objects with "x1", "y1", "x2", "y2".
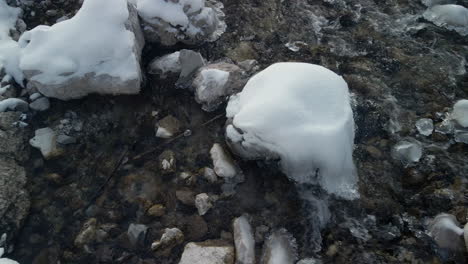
[
  {"x1": 18, "y1": 0, "x2": 145, "y2": 100},
  {"x1": 135, "y1": 0, "x2": 226, "y2": 46}
]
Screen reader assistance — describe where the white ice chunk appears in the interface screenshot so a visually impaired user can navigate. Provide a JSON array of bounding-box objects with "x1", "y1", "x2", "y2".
[
  {"x1": 452, "y1": 99, "x2": 468, "y2": 127},
  {"x1": 423, "y1": 4, "x2": 468, "y2": 36},
  {"x1": 19, "y1": 0, "x2": 144, "y2": 100},
  {"x1": 226, "y1": 62, "x2": 358, "y2": 199},
  {"x1": 415, "y1": 118, "x2": 434, "y2": 136},
  {"x1": 261, "y1": 229, "x2": 297, "y2": 264},
  {"x1": 233, "y1": 215, "x2": 255, "y2": 264},
  {"x1": 391, "y1": 139, "x2": 423, "y2": 165}
]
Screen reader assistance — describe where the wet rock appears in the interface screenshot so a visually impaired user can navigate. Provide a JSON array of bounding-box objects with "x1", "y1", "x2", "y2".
[
  {"x1": 195, "y1": 193, "x2": 213, "y2": 216},
  {"x1": 210, "y1": 143, "x2": 238, "y2": 178},
  {"x1": 203, "y1": 167, "x2": 218, "y2": 183},
  {"x1": 178, "y1": 240, "x2": 235, "y2": 264},
  {"x1": 127, "y1": 223, "x2": 148, "y2": 247},
  {"x1": 233, "y1": 215, "x2": 255, "y2": 264},
  {"x1": 176, "y1": 189, "x2": 196, "y2": 206},
  {"x1": 403, "y1": 168, "x2": 427, "y2": 186},
  {"x1": 365, "y1": 145, "x2": 383, "y2": 159},
  {"x1": 415, "y1": 118, "x2": 434, "y2": 136},
  {"x1": 193, "y1": 63, "x2": 247, "y2": 112},
  {"x1": 178, "y1": 50, "x2": 206, "y2": 83},
  {"x1": 423, "y1": 5, "x2": 468, "y2": 36},
  {"x1": 158, "y1": 150, "x2": 176, "y2": 173},
  {"x1": 74, "y1": 218, "x2": 97, "y2": 248},
  {"x1": 0, "y1": 158, "x2": 29, "y2": 245},
  {"x1": 45, "y1": 173, "x2": 63, "y2": 184},
  {"x1": 56, "y1": 134, "x2": 76, "y2": 145},
  {"x1": 29, "y1": 127, "x2": 62, "y2": 159},
  {"x1": 151, "y1": 228, "x2": 184, "y2": 256},
  {"x1": 29, "y1": 97, "x2": 50, "y2": 111},
  {"x1": 147, "y1": 204, "x2": 165, "y2": 218},
  {"x1": 156, "y1": 115, "x2": 181, "y2": 139},
  {"x1": 0, "y1": 85, "x2": 16, "y2": 98}
]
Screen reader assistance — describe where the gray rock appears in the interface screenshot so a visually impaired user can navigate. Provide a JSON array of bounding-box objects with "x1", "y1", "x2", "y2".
[
  {"x1": 151, "y1": 228, "x2": 184, "y2": 256},
  {"x1": 0, "y1": 158, "x2": 30, "y2": 245},
  {"x1": 148, "y1": 51, "x2": 181, "y2": 78},
  {"x1": 127, "y1": 223, "x2": 148, "y2": 247},
  {"x1": 233, "y1": 215, "x2": 255, "y2": 264},
  {"x1": 0, "y1": 98, "x2": 28, "y2": 112},
  {"x1": 178, "y1": 240, "x2": 235, "y2": 264},
  {"x1": 29, "y1": 127, "x2": 62, "y2": 159},
  {"x1": 57, "y1": 134, "x2": 77, "y2": 145},
  {"x1": 29, "y1": 97, "x2": 50, "y2": 111},
  {"x1": 178, "y1": 50, "x2": 205, "y2": 82},
  {"x1": 155, "y1": 115, "x2": 181, "y2": 139},
  {"x1": 193, "y1": 63, "x2": 247, "y2": 112},
  {"x1": 195, "y1": 193, "x2": 213, "y2": 216},
  {"x1": 0, "y1": 112, "x2": 29, "y2": 161},
  {"x1": 176, "y1": 189, "x2": 196, "y2": 206}
]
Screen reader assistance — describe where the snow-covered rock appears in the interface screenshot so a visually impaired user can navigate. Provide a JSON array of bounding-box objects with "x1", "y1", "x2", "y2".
[
  {"x1": 148, "y1": 51, "x2": 182, "y2": 78},
  {"x1": 155, "y1": 115, "x2": 181, "y2": 139},
  {"x1": 233, "y1": 215, "x2": 255, "y2": 264},
  {"x1": 428, "y1": 213, "x2": 465, "y2": 252},
  {"x1": 0, "y1": 0, "x2": 23, "y2": 84},
  {"x1": 261, "y1": 229, "x2": 297, "y2": 264},
  {"x1": 19, "y1": 0, "x2": 145, "y2": 100},
  {"x1": 195, "y1": 193, "x2": 213, "y2": 216},
  {"x1": 391, "y1": 139, "x2": 423, "y2": 166},
  {"x1": 178, "y1": 240, "x2": 235, "y2": 264},
  {"x1": 29, "y1": 127, "x2": 62, "y2": 159},
  {"x1": 151, "y1": 227, "x2": 184, "y2": 255},
  {"x1": 423, "y1": 4, "x2": 468, "y2": 36},
  {"x1": 415, "y1": 118, "x2": 434, "y2": 136},
  {"x1": 135, "y1": 0, "x2": 226, "y2": 46},
  {"x1": 193, "y1": 63, "x2": 247, "y2": 112},
  {"x1": 0, "y1": 98, "x2": 28, "y2": 112},
  {"x1": 210, "y1": 143, "x2": 238, "y2": 178},
  {"x1": 225, "y1": 62, "x2": 358, "y2": 199},
  {"x1": 452, "y1": 99, "x2": 468, "y2": 127}
]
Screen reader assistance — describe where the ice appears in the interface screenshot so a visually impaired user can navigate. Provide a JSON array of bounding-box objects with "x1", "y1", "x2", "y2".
[
  {"x1": 423, "y1": 4, "x2": 468, "y2": 36},
  {"x1": 415, "y1": 118, "x2": 434, "y2": 136},
  {"x1": 225, "y1": 62, "x2": 358, "y2": 199},
  {"x1": 0, "y1": 0, "x2": 23, "y2": 84},
  {"x1": 391, "y1": 139, "x2": 423, "y2": 166},
  {"x1": 428, "y1": 213, "x2": 465, "y2": 252},
  {"x1": 19, "y1": 0, "x2": 144, "y2": 100},
  {"x1": 452, "y1": 99, "x2": 468, "y2": 127},
  {"x1": 233, "y1": 215, "x2": 255, "y2": 264},
  {"x1": 261, "y1": 229, "x2": 297, "y2": 264}
]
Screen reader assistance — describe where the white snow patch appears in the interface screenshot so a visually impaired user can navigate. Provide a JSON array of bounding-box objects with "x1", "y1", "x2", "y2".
[
  {"x1": 0, "y1": 0, "x2": 23, "y2": 84},
  {"x1": 261, "y1": 229, "x2": 297, "y2": 264},
  {"x1": 0, "y1": 247, "x2": 19, "y2": 264},
  {"x1": 226, "y1": 62, "x2": 358, "y2": 199},
  {"x1": 423, "y1": 4, "x2": 468, "y2": 36}
]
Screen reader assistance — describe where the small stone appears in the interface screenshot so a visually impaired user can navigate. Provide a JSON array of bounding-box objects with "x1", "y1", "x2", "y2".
[
  {"x1": 195, "y1": 193, "x2": 213, "y2": 216},
  {"x1": 391, "y1": 139, "x2": 422, "y2": 166},
  {"x1": 29, "y1": 97, "x2": 50, "y2": 111},
  {"x1": 74, "y1": 218, "x2": 97, "y2": 248},
  {"x1": 210, "y1": 143, "x2": 238, "y2": 178},
  {"x1": 365, "y1": 145, "x2": 383, "y2": 159},
  {"x1": 158, "y1": 150, "x2": 176, "y2": 173},
  {"x1": 46, "y1": 173, "x2": 63, "y2": 184},
  {"x1": 46, "y1": 9, "x2": 58, "y2": 17},
  {"x1": 203, "y1": 167, "x2": 218, "y2": 183},
  {"x1": 151, "y1": 228, "x2": 184, "y2": 256},
  {"x1": 178, "y1": 240, "x2": 235, "y2": 264},
  {"x1": 233, "y1": 215, "x2": 255, "y2": 264},
  {"x1": 57, "y1": 134, "x2": 77, "y2": 145},
  {"x1": 147, "y1": 204, "x2": 165, "y2": 217},
  {"x1": 29, "y1": 93, "x2": 42, "y2": 101},
  {"x1": 0, "y1": 98, "x2": 28, "y2": 112},
  {"x1": 29, "y1": 128, "x2": 62, "y2": 159},
  {"x1": 415, "y1": 118, "x2": 434, "y2": 136},
  {"x1": 127, "y1": 223, "x2": 148, "y2": 247},
  {"x1": 156, "y1": 115, "x2": 181, "y2": 139},
  {"x1": 176, "y1": 189, "x2": 196, "y2": 206}
]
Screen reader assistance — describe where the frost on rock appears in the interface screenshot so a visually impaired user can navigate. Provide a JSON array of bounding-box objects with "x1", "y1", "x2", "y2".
[
  {"x1": 452, "y1": 99, "x2": 468, "y2": 128},
  {"x1": 428, "y1": 213, "x2": 465, "y2": 252},
  {"x1": 391, "y1": 139, "x2": 422, "y2": 166},
  {"x1": 225, "y1": 62, "x2": 358, "y2": 199},
  {"x1": 415, "y1": 118, "x2": 434, "y2": 136},
  {"x1": 423, "y1": 4, "x2": 468, "y2": 36},
  {"x1": 233, "y1": 215, "x2": 255, "y2": 264},
  {"x1": 19, "y1": 0, "x2": 144, "y2": 100},
  {"x1": 0, "y1": 0, "x2": 23, "y2": 85},
  {"x1": 261, "y1": 229, "x2": 297, "y2": 264},
  {"x1": 136, "y1": 0, "x2": 226, "y2": 46}
]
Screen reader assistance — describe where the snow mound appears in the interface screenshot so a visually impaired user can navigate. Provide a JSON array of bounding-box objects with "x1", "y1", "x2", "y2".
[
  {"x1": 19, "y1": 0, "x2": 144, "y2": 100},
  {"x1": 0, "y1": 0, "x2": 23, "y2": 84},
  {"x1": 135, "y1": 0, "x2": 226, "y2": 45},
  {"x1": 225, "y1": 62, "x2": 358, "y2": 199},
  {"x1": 423, "y1": 4, "x2": 468, "y2": 36}
]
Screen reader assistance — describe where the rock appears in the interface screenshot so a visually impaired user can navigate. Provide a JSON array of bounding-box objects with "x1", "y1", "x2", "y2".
[
  {"x1": 56, "y1": 134, "x2": 77, "y2": 145},
  {"x1": 423, "y1": 5, "x2": 468, "y2": 36},
  {"x1": 233, "y1": 216, "x2": 255, "y2": 264},
  {"x1": 464, "y1": 223, "x2": 468, "y2": 252},
  {"x1": 148, "y1": 51, "x2": 181, "y2": 78},
  {"x1": 151, "y1": 228, "x2": 184, "y2": 256},
  {"x1": 178, "y1": 240, "x2": 235, "y2": 264},
  {"x1": 147, "y1": 204, "x2": 165, "y2": 218},
  {"x1": 254, "y1": 225, "x2": 269, "y2": 243},
  {"x1": 0, "y1": 98, "x2": 28, "y2": 112},
  {"x1": 74, "y1": 218, "x2": 97, "y2": 248},
  {"x1": 127, "y1": 223, "x2": 148, "y2": 247},
  {"x1": 203, "y1": 167, "x2": 218, "y2": 183},
  {"x1": 184, "y1": 215, "x2": 208, "y2": 241},
  {"x1": 428, "y1": 213, "x2": 465, "y2": 252},
  {"x1": 20, "y1": 0, "x2": 144, "y2": 100},
  {"x1": 297, "y1": 259, "x2": 323, "y2": 264},
  {"x1": 0, "y1": 85, "x2": 16, "y2": 98},
  {"x1": 176, "y1": 189, "x2": 196, "y2": 206},
  {"x1": 0, "y1": 158, "x2": 29, "y2": 245},
  {"x1": 193, "y1": 63, "x2": 247, "y2": 112},
  {"x1": 391, "y1": 139, "x2": 422, "y2": 166},
  {"x1": 415, "y1": 118, "x2": 434, "y2": 136},
  {"x1": 452, "y1": 99, "x2": 468, "y2": 127},
  {"x1": 159, "y1": 150, "x2": 176, "y2": 173},
  {"x1": 29, "y1": 127, "x2": 62, "y2": 159},
  {"x1": 0, "y1": 112, "x2": 29, "y2": 161},
  {"x1": 45, "y1": 173, "x2": 63, "y2": 184},
  {"x1": 178, "y1": 50, "x2": 206, "y2": 82},
  {"x1": 261, "y1": 229, "x2": 297, "y2": 264},
  {"x1": 195, "y1": 193, "x2": 213, "y2": 216},
  {"x1": 29, "y1": 97, "x2": 50, "y2": 111},
  {"x1": 29, "y1": 93, "x2": 41, "y2": 101},
  {"x1": 155, "y1": 115, "x2": 181, "y2": 139},
  {"x1": 136, "y1": 0, "x2": 226, "y2": 46},
  {"x1": 365, "y1": 145, "x2": 383, "y2": 159},
  {"x1": 210, "y1": 143, "x2": 238, "y2": 178}
]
